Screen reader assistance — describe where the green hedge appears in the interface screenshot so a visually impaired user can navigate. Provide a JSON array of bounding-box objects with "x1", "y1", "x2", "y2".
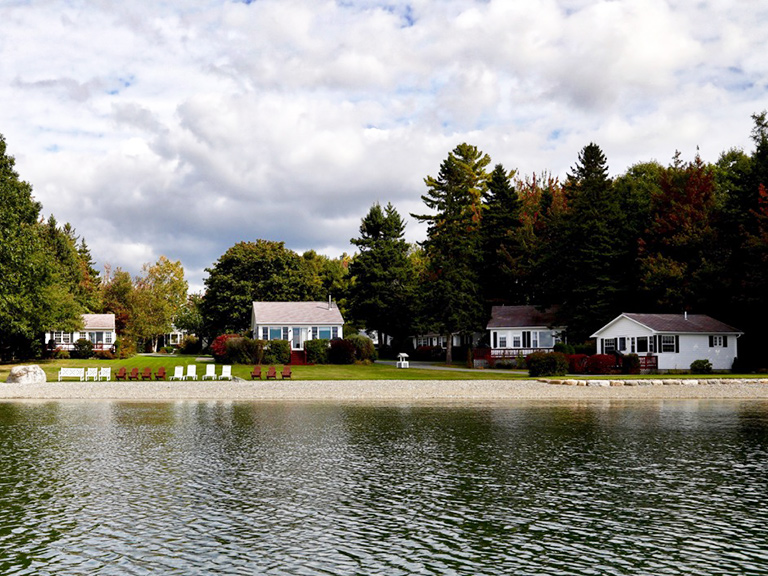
[{"x1": 526, "y1": 352, "x2": 568, "y2": 377}]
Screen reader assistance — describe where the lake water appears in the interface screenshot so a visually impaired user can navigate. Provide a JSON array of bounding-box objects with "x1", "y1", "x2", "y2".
[{"x1": 1, "y1": 400, "x2": 767, "y2": 575}]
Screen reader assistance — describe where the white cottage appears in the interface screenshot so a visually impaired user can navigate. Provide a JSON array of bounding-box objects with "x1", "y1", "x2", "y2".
[
  {"x1": 251, "y1": 301, "x2": 344, "y2": 351},
  {"x1": 486, "y1": 305, "x2": 563, "y2": 360},
  {"x1": 591, "y1": 313, "x2": 742, "y2": 371},
  {"x1": 46, "y1": 313, "x2": 117, "y2": 351}
]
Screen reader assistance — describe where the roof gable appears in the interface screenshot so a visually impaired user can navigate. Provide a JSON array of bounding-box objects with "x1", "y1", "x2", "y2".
[
  {"x1": 82, "y1": 314, "x2": 115, "y2": 330},
  {"x1": 486, "y1": 305, "x2": 560, "y2": 329},
  {"x1": 252, "y1": 301, "x2": 344, "y2": 325},
  {"x1": 594, "y1": 313, "x2": 741, "y2": 336}
]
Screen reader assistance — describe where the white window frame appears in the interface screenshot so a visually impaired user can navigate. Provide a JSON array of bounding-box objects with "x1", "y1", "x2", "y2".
[{"x1": 661, "y1": 335, "x2": 676, "y2": 353}]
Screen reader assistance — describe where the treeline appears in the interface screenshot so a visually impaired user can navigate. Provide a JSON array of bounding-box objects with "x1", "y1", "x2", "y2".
[{"x1": 0, "y1": 134, "x2": 189, "y2": 360}]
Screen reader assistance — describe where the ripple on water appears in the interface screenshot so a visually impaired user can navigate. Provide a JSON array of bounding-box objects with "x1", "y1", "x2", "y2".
[{"x1": 0, "y1": 401, "x2": 767, "y2": 575}]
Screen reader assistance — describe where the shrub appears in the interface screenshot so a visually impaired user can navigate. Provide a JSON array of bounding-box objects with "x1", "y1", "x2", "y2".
[
  {"x1": 226, "y1": 337, "x2": 265, "y2": 364},
  {"x1": 346, "y1": 334, "x2": 376, "y2": 362},
  {"x1": 114, "y1": 338, "x2": 136, "y2": 359},
  {"x1": 264, "y1": 339, "x2": 291, "y2": 365},
  {"x1": 567, "y1": 354, "x2": 589, "y2": 374},
  {"x1": 526, "y1": 352, "x2": 568, "y2": 377},
  {"x1": 72, "y1": 338, "x2": 94, "y2": 359},
  {"x1": 574, "y1": 342, "x2": 597, "y2": 356},
  {"x1": 328, "y1": 339, "x2": 356, "y2": 364},
  {"x1": 554, "y1": 342, "x2": 575, "y2": 354},
  {"x1": 690, "y1": 359, "x2": 713, "y2": 374},
  {"x1": 305, "y1": 339, "x2": 330, "y2": 364},
  {"x1": 211, "y1": 334, "x2": 240, "y2": 362},
  {"x1": 176, "y1": 335, "x2": 200, "y2": 355},
  {"x1": 413, "y1": 345, "x2": 444, "y2": 361},
  {"x1": 94, "y1": 349, "x2": 115, "y2": 360},
  {"x1": 586, "y1": 354, "x2": 616, "y2": 375},
  {"x1": 622, "y1": 353, "x2": 641, "y2": 375},
  {"x1": 53, "y1": 347, "x2": 70, "y2": 360}
]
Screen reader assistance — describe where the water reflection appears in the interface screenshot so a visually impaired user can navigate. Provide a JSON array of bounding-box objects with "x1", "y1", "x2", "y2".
[{"x1": 0, "y1": 401, "x2": 767, "y2": 574}]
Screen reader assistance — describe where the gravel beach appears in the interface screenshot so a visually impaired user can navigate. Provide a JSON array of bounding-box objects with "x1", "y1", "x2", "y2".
[{"x1": 2, "y1": 379, "x2": 768, "y2": 403}]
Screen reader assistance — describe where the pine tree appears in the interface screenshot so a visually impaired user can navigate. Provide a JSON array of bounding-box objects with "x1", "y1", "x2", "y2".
[{"x1": 412, "y1": 143, "x2": 489, "y2": 363}]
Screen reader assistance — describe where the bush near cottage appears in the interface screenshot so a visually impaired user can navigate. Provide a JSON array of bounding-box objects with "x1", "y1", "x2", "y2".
[
  {"x1": 263, "y1": 339, "x2": 291, "y2": 365},
  {"x1": 690, "y1": 359, "x2": 713, "y2": 374},
  {"x1": 72, "y1": 338, "x2": 94, "y2": 360},
  {"x1": 305, "y1": 339, "x2": 330, "y2": 364},
  {"x1": 526, "y1": 352, "x2": 568, "y2": 377},
  {"x1": 53, "y1": 347, "x2": 70, "y2": 360},
  {"x1": 622, "y1": 353, "x2": 641, "y2": 374},
  {"x1": 211, "y1": 333, "x2": 240, "y2": 363},
  {"x1": 94, "y1": 350, "x2": 115, "y2": 360},
  {"x1": 346, "y1": 334, "x2": 377, "y2": 362},
  {"x1": 329, "y1": 339, "x2": 356, "y2": 364},
  {"x1": 554, "y1": 342, "x2": 575, "y2": 354},
  {"x1": 585, "y1": 354, "x2": 616, "y2": 375},
  {"x1": 225, "y1": 337, "x2": 265, "y2": 364},
  {"x1": 567, "y1": 354, "x2": 589, "y2": 374},
  {"x1": 412, "y1": 345, "x2": 444, "y2": 361},
  {"x1": 177, "y1": 335, "x2": 201, "y2": 355}
]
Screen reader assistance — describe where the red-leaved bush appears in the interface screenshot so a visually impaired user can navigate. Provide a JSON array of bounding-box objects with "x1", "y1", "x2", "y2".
[
  {"x1": 210, "y1": 333, "x2": 240, "y2": 362},
  {"x1": 567, "y1": 354, "x2": 589, "y2": 374},
  {"x1": 585, "y1": 354, "x2": 616, "y2": 375}
]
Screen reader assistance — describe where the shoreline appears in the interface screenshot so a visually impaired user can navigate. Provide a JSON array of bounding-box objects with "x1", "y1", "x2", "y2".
[{"x1": 2, "y1": 379, "x2": 768, "y2": 403}]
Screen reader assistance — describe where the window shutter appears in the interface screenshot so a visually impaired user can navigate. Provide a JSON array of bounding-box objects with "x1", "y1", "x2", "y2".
[
  {"x1": 709, "y1": 336, "x2": 714, "y2": 347},
  {"x1": 675, "y1": 335, "x2": 679, "y2": 353},
  {"x1": 723, "y1": 336, "x2": 728, "y2": 347}
]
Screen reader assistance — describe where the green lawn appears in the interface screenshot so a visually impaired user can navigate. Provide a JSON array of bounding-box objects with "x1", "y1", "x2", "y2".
[{"x1": 1, "y1": 355, "x2": 530, "y2": 382}]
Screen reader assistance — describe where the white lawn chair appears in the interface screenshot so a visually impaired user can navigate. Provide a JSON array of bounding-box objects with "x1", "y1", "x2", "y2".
[
  {"x1": 202, "y1": 364, "x2": 216, "y2": 380},
  {"x1": 85, "y1": 367, "x2": 99, "y2": 381},
  {"x1": 99, "y1": 367, "x2": 111, "y2": 381},
  {"x1": 220, "y1": 365, "x2": 232, "y2": 380},
  {"x1": 170, "y1": 366, "x2": 184, "y2": 380},
  {"x1": 185, "y1": 365, "x2": 198, "y2": 380}
]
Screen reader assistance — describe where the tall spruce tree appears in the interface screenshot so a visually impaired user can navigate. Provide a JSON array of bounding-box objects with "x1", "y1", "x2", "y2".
[
  {"x1": 348, "y1": 202, "x2": 415, "y2": 345},
  {"x1": 412, "y1": 143, "x2": 489, "y2": 363},
  {"x1": 548, "y1": 143, "x2": 624, "y2": 342},
  {"x1": 480, "y1": 164, "x2": 521, "y2": 305}
]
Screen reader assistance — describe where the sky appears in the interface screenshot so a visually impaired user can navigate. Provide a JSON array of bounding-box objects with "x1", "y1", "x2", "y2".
[{"x1": 2, "y1": 0, "x2": 767, "y2": 293}]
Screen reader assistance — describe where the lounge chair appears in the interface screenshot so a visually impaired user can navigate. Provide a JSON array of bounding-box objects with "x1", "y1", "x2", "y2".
[
  {"x1": 128, "y1": 368, "x2": 140, "y2": 381},
  {"x1": 250, "y1": 366, "x2": 262, "y2": 380},
  {"x1": 202, "y1": 364, "x2": 216, "y2": 380},
  {"x1": 220, "y1": 365, "x2": 232, "y2": 380},
  {"x1": 185, "y1": 365, "x2": 198, "y2": 381},
  {"x1": 155, "y1": 367, "x2": 167, "y2": 380},
  {"x1": 266, "y1": 366, "x2": 277, "y2": 380},
  {"x1": 115, "y1": 367, "x2": 127, "y2": 381},
  {"x1": 170, "y1": 366, "x2": 184, "y2": 380},
  {"x1": 85, "y1": 367, "x2": 99, "y2": 381},
  {"x1": 141, "y1": 367, "x2": 152, "y2": 380},
  {"x1": 99, "y1": 367, "x2": 111, "y2": 381},
  {"x1": 281, "y1": 366, "x2": 292, "y2": 379}
]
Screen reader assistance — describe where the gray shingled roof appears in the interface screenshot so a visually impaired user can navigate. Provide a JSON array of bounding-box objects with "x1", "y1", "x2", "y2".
[
  {"x1": 82, "y1": 314, "x2": 115, "y2": 330},
  {"x1": 252, "y1": 302, "x2": 344, "y2": 325},
  {"x1": 624, "y1": 313, "x2": 741, "y2": 334},
  {"x1": 486, "y1": 305, "x2": 560, "y2": 329}
]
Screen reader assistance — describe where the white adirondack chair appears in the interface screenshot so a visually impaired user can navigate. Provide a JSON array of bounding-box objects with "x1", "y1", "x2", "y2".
[
  {"x1": 85, "y1": 367, "x2": 99, "y2": 381},
  {"x1": 99, "y1": 367, "x2": 111, "y2": 381},
  {"x1": 220, "y1": 365, "x2": 232, "y2": 380},
  {"x1": 202, "y1": 364, "x2": 216, "y2": 380},
  {"x1": 185, "y1": 365, "x2": 198, "y2": 380},
  {"x1": 170, "y1": 366, "x2": 184, "y2": 380}
]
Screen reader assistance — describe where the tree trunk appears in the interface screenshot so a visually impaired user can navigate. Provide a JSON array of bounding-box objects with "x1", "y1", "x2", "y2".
[{"x1": 445, "y1": 334, "x2": 453, "y2": 365}]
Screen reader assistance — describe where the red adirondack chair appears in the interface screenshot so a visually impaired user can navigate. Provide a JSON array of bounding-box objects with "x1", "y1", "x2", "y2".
[
  {"x1": 128, "y1": 368, "x2": 140, "y2": 381},
  {"x1": 266, "y1": 366, "x2": 277, "y2": 380},
  {"x1": 115, "y1": 367, "x2": 127, "y2": 381},
  {"x1": 250, "y1": 366, "x2": 262, "y2": 380},
  {"x1": 155, "y1": 367, "x2": 167, "y2": 380},
  {"x1": 141, "y1": 367, "x2": 152, "y2": 380},
  {"x1": 281, "y1": 366, "x2": 292, "y2": 379}
]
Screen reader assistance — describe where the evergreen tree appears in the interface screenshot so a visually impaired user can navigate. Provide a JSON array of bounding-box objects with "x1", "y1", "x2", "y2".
[
  {"x1": 412, "y1": 143, "x2": 489, "y2": 363},
  {"x1": 480, "y1": 164, "x2": 521, "y2": 305},
  {"x1": 348, "y1": 202, "x2": 415, "y2": 345}
]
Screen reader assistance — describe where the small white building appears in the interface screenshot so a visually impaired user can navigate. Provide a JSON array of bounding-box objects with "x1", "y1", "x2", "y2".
[
  {"x1": 46, "y1": 314, "x2": 117, "y2": 351},
  {"x1": 251, "y1": 301, "x2": 344, "y2": 351},
  {"x1": 486, "y1": 305, "x2": 563, "y2": 360},
  {"x1": 591, "y1": 313, "x2": 742, "y2": 371}
]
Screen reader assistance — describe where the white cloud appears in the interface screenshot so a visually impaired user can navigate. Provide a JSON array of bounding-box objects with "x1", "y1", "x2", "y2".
[{"x1": 2, "y1": 0, "x2": 767, "y2": 293}]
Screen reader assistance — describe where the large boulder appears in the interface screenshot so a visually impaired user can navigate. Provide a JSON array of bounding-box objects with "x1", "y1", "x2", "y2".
[{"x1": 6, "y1": 365, "x2": 47, "y2": 384}]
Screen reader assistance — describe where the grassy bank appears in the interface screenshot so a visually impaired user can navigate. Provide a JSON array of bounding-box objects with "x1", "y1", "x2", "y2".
[{"x1": 1, "y1": 356, "x2": 529, "y2": 382}]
